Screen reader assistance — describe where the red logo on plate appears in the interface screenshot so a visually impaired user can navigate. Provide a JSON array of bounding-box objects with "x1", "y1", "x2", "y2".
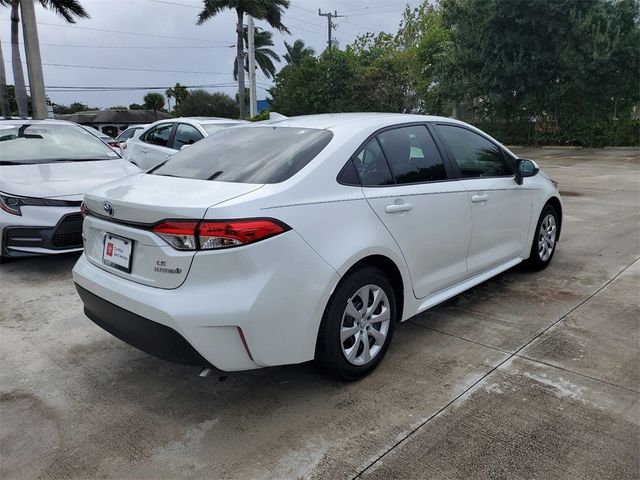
[{"x1": 106, "y1": 242, "x2": 114, "y2": 257}]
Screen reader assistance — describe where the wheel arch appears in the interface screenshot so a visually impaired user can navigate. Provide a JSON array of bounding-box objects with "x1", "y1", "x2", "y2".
[
  {"x1": 545, "y1": 196, "x2": 563, "y2": 240},
  {"x1": 341, "y1": 254, "x2": 406, "y2": 323}
]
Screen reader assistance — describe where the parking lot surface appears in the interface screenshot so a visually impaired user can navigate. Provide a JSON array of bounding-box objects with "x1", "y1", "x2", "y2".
[{"x1": 1, "y1": 147, "x2": 638, "y2": 480}]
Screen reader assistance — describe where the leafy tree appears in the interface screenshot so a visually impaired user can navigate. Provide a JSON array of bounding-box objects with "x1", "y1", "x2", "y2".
[
  {"x1": 52, "y1": 102, "x2": 94, "y2": 114},
  {"x1": 197, "y1": 0, "x2": 290, "y2": 118},
  {"x1": 234, "y1": 27, "x2": 280, "y2": 80},
  {"x1": 270, "y1": 49, "x2": 360, "y2": 115},
  {"x1": 143, "y1": 92, "x2": 165, "y2": 119},
  {"x1": 283, "y1": 39, "x2": 315, "y2": 65},
  {"x1": 108, "y1": 105, "x2": 128, "y2": 110},
  {"x1": 129, "y1": 103, "x2": 144, "y2": 110},
  {"x1": 176, "y1": 89, "x2": 238, "y2": 118}
]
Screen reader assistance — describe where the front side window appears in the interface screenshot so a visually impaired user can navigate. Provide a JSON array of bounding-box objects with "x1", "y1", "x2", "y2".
[
  {"x1": 438, "y1": 125, "x2": 513, "y2": 178},
  {"x1": 173, "y1": 124, "x2": 204, "y2": 149},
  {"x1": 352, "y1": 138, "x2": 394, "y2": 186},
  {"x1": 150, "y1": 126, "x2": 333, "y2": 184},
  {"x1": 143, "y1": 123, "x2": 173, "y2": 147},
  {"x1": 377, "y1": 126, "x2": 447, "y2": 184}
]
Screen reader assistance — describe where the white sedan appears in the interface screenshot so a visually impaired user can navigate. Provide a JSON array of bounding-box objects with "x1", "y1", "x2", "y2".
[
  {"x1": 124, "y1": 117, "x2": 247, "y2": 170},
  {"x1": 73, "y1": 113, "x2": 562, "y2": 379},
  {"x1": 0, "y1": 119, "x2": 140, "y2": 262}
]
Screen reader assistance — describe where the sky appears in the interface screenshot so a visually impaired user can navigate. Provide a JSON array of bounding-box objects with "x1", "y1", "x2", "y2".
[{"x1": 0, "y1": 0, "x2": 423, "y2": 109}]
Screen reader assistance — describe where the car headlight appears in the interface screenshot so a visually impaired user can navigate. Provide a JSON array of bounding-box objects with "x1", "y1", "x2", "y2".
[{"x1": 0, "y1": 193, "x2": 81, "y2": 216}]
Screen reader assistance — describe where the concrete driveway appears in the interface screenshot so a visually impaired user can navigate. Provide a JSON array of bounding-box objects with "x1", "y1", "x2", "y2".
[{"x1": 1, "y1": 147, "x2": 638, "y2": 480}]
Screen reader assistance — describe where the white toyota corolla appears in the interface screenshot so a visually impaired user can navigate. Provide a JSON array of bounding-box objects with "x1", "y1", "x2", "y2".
[
  {"x1": 0, "y1": 120, "x2": 140, "y2": 262},
  {"x1": 73, "y1": 113, "x2": 562, "y2": 379}
]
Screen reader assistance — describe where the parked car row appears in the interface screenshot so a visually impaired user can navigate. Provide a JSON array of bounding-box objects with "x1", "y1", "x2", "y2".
[{"x1": 1, "y1": 113, "x2": 562, "y2": 380}]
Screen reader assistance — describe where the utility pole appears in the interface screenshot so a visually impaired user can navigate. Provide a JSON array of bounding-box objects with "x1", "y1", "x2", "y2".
[
  {"x1": 318, "y1": 9, "x2": 344, "y2": 50},
  {"x1": 21, "y1": 0, "x2": 47, "y2": 119},
  {"x1": 247, "y1": 15, "x2": 257, "y2": 118}
]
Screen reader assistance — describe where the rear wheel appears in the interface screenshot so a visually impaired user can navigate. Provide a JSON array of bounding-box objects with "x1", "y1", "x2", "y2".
[
  {"x1": 525, "y1": 204, "x2": 558, "y2": 270},
  {"x1": 316, "y1": 266, "x2": 396, "y2": 380}
]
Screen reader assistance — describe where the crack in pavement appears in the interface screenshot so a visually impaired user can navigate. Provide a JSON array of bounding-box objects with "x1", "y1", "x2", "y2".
[{"x1": 353, "y1": 255, "x2": 640, "y2": 479}]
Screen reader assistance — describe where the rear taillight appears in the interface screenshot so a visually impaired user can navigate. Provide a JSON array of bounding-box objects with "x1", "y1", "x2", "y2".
[
  {"x1": 152, "y1": 219, "x2": 288, "y2": 251},
  {"x1": 152, "y1": 221, "x2": 199, "y2": 250},
  {"x1": 80, "y1": 201, "x2": 87, "y2": 218}
]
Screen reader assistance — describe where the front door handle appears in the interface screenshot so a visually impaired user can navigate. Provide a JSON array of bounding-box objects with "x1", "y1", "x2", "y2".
[
  {"x1": 471, "y1": 194, "x2": 489, "y2": 203},
  {"x1": 385, "y1": 203, "x2": 413, "y2": 214},
  {"x1": 139, "y1": 148, "x2": 148, "y2": 154}
]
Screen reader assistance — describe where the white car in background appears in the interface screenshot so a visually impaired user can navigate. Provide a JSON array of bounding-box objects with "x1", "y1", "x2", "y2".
[
  {"x1": 114, "y1": 124, "x2": 148, "y2": 156},
  {"x1": 124, "y1": 117, "x2": 247, "y2": 169},
  {"x1": 73, "y1": 113, "x2": 562, "y2": 379},
  {"x1": 0, "y1": 119, "x2": 140, "y2": 262},
  {"x1": 79, "y1": 125, "x2": 120, "y2": 152}
]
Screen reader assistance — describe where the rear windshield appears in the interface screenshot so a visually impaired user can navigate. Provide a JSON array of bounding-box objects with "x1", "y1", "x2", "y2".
[
  {"x1": 150, "y1": 126, "x2": 333, "y2": 184},
  {"x1": 0, "y1": 123, "x2": 119, "y2": 164}
]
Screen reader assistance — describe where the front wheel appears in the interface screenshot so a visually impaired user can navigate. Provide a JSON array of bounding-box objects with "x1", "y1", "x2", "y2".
[
  {"x1": 524, "y1": 204, "x2": 559, "y2": 270},
  {"x1": 315, "y1": 266, "x2": 396, "y2": 381}
]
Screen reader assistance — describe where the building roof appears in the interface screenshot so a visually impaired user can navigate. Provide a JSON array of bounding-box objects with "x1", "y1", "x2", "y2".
[{"x1": 55, "y1": 109, "x2": 172, "y2": 124}]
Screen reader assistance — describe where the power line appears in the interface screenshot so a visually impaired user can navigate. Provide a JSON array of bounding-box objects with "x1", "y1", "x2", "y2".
[
  {"x1": 7, "y1": 60, "x2": 234, "y2": 76},
  {"x1": 37, "y1": 42, "x2": 235, "y2": 49},
  {"x1": 0, "y1": 19, "x2": 229, "y2": 44}
]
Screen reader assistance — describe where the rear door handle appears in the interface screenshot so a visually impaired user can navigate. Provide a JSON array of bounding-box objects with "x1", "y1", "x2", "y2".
[
  {"x1": 385, "y1": 203, "x2": 413, "y2": 214},
  {"x1": 471, "y1": 194, "x2": 489, "y2": 203},
  {"x1": 140, "y1": 148, "x2": 148, "y2": 154}
]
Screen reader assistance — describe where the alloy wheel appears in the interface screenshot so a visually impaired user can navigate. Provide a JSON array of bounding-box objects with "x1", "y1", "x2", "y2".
[{"x1": 340, "y1": 284, "x2": 391, "y2": 366}]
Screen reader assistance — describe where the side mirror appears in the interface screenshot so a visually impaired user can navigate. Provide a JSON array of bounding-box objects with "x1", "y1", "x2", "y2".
[
  {"x1": 180, "y1": 144, "x2": 192, "y2": 151},
  {"x1": 515, "y1": 158, "x2": 539, "y2": 185}
]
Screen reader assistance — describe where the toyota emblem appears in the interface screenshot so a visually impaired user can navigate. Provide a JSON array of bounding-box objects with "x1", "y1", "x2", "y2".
[{"x1": 103, "y1": 201, "x2": 114, "y2": 216}]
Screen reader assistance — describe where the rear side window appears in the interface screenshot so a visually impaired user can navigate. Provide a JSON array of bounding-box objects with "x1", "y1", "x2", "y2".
[
  {"x1": 438, "y1": 125, "x2": 513, "y2": 178},
  {"x1": 352, "y1": 138, "x2": 394, "y2": 186},
  {"x1": 172, "y1": 124, "x2": 203, "y2": 149},
  {"x1": 143, "y1": 123, "x2": 173, "y2": 147},
  {"x1": 150, "y1": 126, "x2": 333, "y2": 184},
  {"x1": 377, "y1": 126, "x2": 446, "y2": 184}
]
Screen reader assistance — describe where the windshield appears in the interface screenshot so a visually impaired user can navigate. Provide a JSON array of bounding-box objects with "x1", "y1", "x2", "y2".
[
  {"x1": 150, "y1": 126, "x2": 333, "y2": 184},
  {"x1": 202, "y1": 123, "x2": 242, "y2": 136},
  {"x1": 0, "y1": 123, "x2": 120, "y2": 164}
]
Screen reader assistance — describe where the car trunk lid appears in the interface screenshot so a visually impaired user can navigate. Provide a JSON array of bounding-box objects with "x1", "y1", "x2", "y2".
[{"x1": 82, "y1": 174, "x2": 263, "y2": 288}]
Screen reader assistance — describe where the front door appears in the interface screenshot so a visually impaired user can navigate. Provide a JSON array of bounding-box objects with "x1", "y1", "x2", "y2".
[{"x1": 434, "y1": 123, "x2": 533, "y2": 275}]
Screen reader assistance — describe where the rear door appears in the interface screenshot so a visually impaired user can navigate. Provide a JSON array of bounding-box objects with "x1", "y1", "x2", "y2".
[
  {"x1": 434, "y1": 123, "x2": 532, "y2": 275},
  {"x1": 357, "y1": 124, "x2": 472, "y2": 299},
  {"x1": 131, "y1": 123, "x2": 176, "y2": 169}
]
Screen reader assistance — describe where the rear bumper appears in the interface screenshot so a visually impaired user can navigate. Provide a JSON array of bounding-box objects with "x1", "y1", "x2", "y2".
[
  {"x1": 76, "y1": 284, "x2": 211, "y2": 366},
  {"x1": 72, "y1": 231, "x2": 340, "y2": 371}
]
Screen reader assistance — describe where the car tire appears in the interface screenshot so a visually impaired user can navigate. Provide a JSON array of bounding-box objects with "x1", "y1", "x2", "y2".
[
  {"x1": 524, "y1": 203, "x2": 559, "y2": 271},
  {"x1": 315, "y1": 266, "x2": 396, "y2": 381}
]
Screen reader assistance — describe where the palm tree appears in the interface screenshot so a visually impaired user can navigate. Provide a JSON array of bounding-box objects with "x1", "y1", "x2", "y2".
[
  {"x1": 283, "y1": 39, "x2": 315, "y2": 65},
  {"x1": 165, "y1": 87, "x2": 174, "y2": 113},
  {"x1": 1, "y1": 0, "x2": 88, "y2": 117},
  {"x1": 234, "y1": 27, "x2": 280, "y2": 80},
  {"x1": 197, "y1": 0, "x2": 290, "y2": 118},
  {"x1": 11, "y1": 1, "x2": 28, "y2": 117},
  {"x1": 172, "y1": 82, "x2": 188, "y2": 107},
  {"x1": 0, "y1": 36, "x2": 10, "y2": 116},
  {"x1": 144, "y1": 92, "x2": 165, "y2": 120}
]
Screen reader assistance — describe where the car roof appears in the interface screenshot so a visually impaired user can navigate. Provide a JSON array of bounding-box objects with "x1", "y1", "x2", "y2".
[
  {"x1": 151, "y1": 117, "x2": 246, "y2": 126},
  {"x1": 248, "y1": 113, "x2": 466, "y2": 132}
]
